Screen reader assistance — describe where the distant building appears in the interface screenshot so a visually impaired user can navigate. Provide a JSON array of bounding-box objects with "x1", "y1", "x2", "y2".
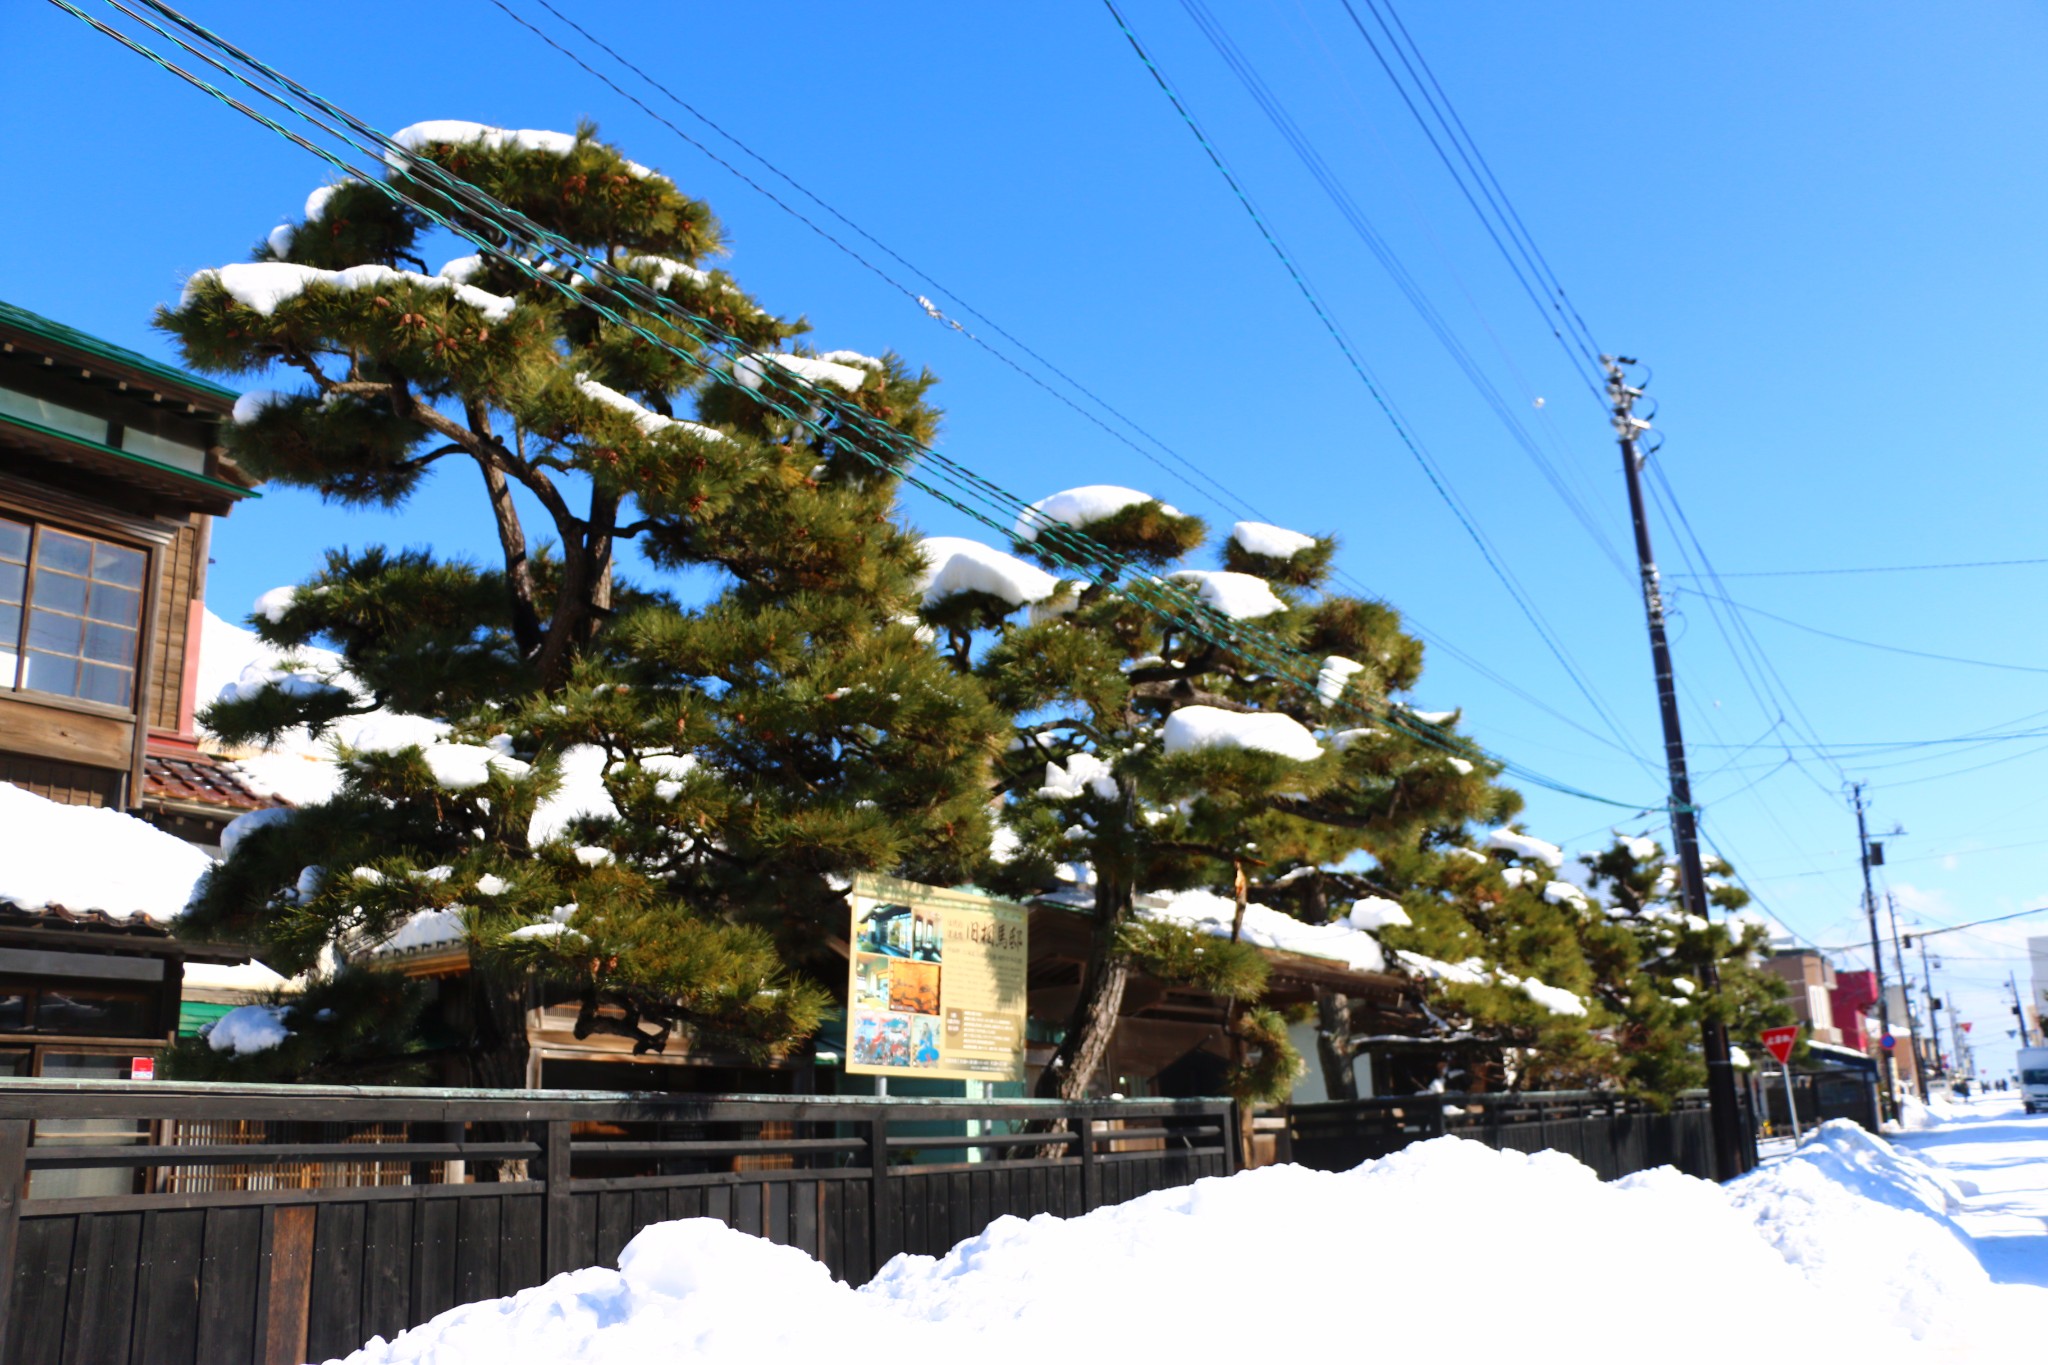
[
  {"x1": 1762, "y1": 950, "x2": 1846, "y2": 1046},
  {"x1": 2031, "y1": 936, "x2": 2048, "y2": 1037}
]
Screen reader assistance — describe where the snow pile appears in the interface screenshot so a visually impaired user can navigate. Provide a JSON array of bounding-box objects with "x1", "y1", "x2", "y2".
[
  {"x1": 181, "y1": 261, "x2": 516, "y2": 323},
  {"x1": 0, "y1": 783, "x2": 213, "y2": 922},
  {"x1": 1345, "y1": 896, "x2": 1410, "y2": 930},
  {"x1": 1229, "y1": 520, "x2": 1318, "y2": 559},
  {"x1": 231, "y1": 389, "x2": 286, "y2": 424},
  {"x1": 1012, "y1": 485, "x2": 1182, "y2": 543},
  {"x1": 1037, "y1": 752, "x2": 1118, "y2": 802},
  {"x1": 334, "y1": 1126, "x2": 2048, "y2": 1365},
  {"x1": 387, "y1": 120, "x2": 663, "y2": 181},
  {"x1": 204, "y1": 1004, "x2": 291, "y2": 1056},
  {"x1": 1161, "y1": 706, "x2": 1322, "y2": 763},
  {"x1": 1166, "y1": 569, "x2": 1287, "y2": 620},
  {"x1": 573, "y1": 375, "x2": 726, "y2": 443},
  {"x1": 1315, "y1": 655, "x2": 1365, "y2": 706},
  {"x1": 1485, "y1": 828, "x2": 1564, "y2": 867},
  {"x1": 1141, "y1": 889, "x2": 1385, "y2": 973},
  {"x1": 1541, "y1": 880, "x2": 1589, "y2": 909},
  {"x1": 915, "y1": 537, "x2": 1058, "y2": 608},
  {"x1": 735, "y1": 352, "x2": 869, "y2": 393}
]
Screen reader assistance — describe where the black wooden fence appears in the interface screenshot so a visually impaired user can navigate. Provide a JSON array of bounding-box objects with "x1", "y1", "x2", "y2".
[
  {"x1": 1284, "y1": 1089, "x2": 1741, "y2": 1181},
  {"x1": 0, "y1": 1081, "x2": 1233, "y2": 1365}
]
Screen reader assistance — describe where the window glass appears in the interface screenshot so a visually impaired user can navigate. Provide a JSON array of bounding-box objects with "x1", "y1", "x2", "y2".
[
  {"x1": 119, "y1": 427, "x2": 207, "y2": 474},
  {"x1": 8, "y1": 525, "x2": 145, "y2": 708},
  {"x1": 36, "y1": 989, "x2": 149, "y2": 1037},
  {"x1": 0, "y1": 386, "x2": 110, "y2": 446},
  {"x1": 0, "y1": 1049, "x2": 28, "y2": 1076},
  {"x1": 0, "y1": 994, "x2": 26, "y2": 1032}
]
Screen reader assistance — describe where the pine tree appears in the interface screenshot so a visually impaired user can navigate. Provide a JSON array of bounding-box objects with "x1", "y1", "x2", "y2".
[
  {"x1": 1577, "y1": 837, "x2": 1794, "y2": 1101},
  {"x1": 158, "y1": 121, "x2": 1003, "y2": 1086},
  {"x1": 923, "y1": 494, "x2": 1506, "y2": 1107}
]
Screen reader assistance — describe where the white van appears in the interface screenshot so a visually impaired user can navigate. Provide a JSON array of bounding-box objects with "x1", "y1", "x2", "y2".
[{"x1": 2020, "y1": 1046, "x2": 2048, "y2": 1115}]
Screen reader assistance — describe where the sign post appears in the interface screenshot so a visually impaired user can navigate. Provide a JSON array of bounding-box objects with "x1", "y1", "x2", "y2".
[
  {"x1": 845, "y1": 874, "x2": 1029, "y2": 1087},
  {"x1": 1760, "y1": 1025, "x2": 1801, "y2": 1142}
]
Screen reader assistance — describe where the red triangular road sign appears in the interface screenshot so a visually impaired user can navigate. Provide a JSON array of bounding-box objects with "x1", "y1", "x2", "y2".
[{"x1": 1760, "y1": 1025, "x2": 1800, "y2": 1065}]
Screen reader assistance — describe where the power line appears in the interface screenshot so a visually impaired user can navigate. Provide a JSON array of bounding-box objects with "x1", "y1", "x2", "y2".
[
  {"x1": 1679, "y1": 586, "x2": 2048, "y2": 676},
  {"x1": 56, "y1": 0, "x2": 1669, "y2": 818},
  {"x1": 486, "y1": 0, "x2": 1653, "y2": 773},
  {"x1": 1101, "y1": 0, "x2": 1649, "y2": 766},
  {"x1": 1670, "y1": 557, "x2": 2048, "y2": 579}
]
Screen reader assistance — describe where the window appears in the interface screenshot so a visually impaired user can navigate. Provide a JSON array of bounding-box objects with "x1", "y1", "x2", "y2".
[
  {"x1": 0, "y1": 515, "x2": 146, "y2": 708},
  {"x1": 0, "y1": 385, "x2": 110, "y2": 446},
  {"x1": 0, "y1": 979, "x2": 154, "y2": 1038},
  {"x1": 118, "y1": 426, "x2": 207, "y2": 474}
]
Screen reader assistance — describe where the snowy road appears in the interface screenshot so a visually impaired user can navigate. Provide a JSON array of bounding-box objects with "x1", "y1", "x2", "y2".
[{"x1": 1893, "y1": 1094, "x2": 2048, "y2": 1287}]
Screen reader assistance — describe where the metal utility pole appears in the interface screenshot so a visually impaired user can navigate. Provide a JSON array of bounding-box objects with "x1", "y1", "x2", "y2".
[
  {"x1": 1603, "y1": 357, "x2": 1750, "y2": 1178},
  {"x1": 1916, "y1": 933, "x2": 1946, "y2": 1084},
  {"x1": 1852, "y1": 783, "x2": 1897, "y2": 1118},
  {"x1": 1885, "y1": 893, "x2": 1926, "y2": 1102}
]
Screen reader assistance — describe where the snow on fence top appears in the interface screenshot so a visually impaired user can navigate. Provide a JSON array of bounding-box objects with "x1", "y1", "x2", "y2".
[
  {"x1": 915, "y1": 537, "x2": 1058, "y2": 608},
  {"x1": 1484, "y1": 828, "x2": 1564, "y2": 867},
  {"x1": 385, "y1": 120, "x2": 666, "y2": 182},
  {"x1": 1011, "y1": 485, "x2": 1182, "y2": 543},
  {"x1": 0, "y1": 782, "x2": 212, "y2": 923},
  {"x1": 1229, "y1": 520, "x2": 1318, "y2": 559},
  {"x1": 1165, "y1": 569, "x2": 1288, "y2": 620},
  {"x1": 1161, "y1": 705, "x2": 1323, "y2": 763},
  {"x1": 181, "y1": 262, "x2": 517, "y2": 323}
]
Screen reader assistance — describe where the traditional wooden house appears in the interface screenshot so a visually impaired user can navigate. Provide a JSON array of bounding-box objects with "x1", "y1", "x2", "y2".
[{"x1": 0, "y1": 299, "x2": 273, "y2": 1088}]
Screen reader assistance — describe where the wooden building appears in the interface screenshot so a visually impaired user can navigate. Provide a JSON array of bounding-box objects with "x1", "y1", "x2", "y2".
[{"x1": 0, "y1": 298, "x2": 272, "y2": 844}]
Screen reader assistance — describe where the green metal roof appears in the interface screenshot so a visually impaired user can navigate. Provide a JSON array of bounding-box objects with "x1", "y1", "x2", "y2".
[{"x1": 0, "y1": 297, "x2": 238, "y2": 405}]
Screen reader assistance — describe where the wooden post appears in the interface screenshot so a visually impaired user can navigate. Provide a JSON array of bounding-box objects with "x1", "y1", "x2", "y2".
[
  {"x1": 1076, "y1": 1115, "x2": 1100, "y2": 1209},
  {"x1": 0, "y1": 1119, "x2": 27, "y2": 1358},
  {"x1": 542, "y1": 1120, "x2": 574, "y2": 1278},
  {"x1": 866, "y1": 1115, "x2": 894, "y2": 1268}
]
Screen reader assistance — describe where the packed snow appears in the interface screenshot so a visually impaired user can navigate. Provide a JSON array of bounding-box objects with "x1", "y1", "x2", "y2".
[
  {"x1": 386, "y1": 121, "x2": 664, "y2": 182},
  {"x1": 1140, "y1": 888, "x2": 1385, "y2": 973},
  {"x1": 1345, "y1": 895, "x2": 1411, "y2": 930},
  {"x1": 1036, "y1": 751, "x2": 1118, "y2": 802},
  {"x1": 231, "y1": 389, "x2": 286, "y2": 424},
  {"x1": 573, "y1": 375, "x2": 726, "y2": 443},
  {"x1": 734, "y1": 352, "x2": 869, "y2": 394},
  {"x1": 0, "y1": 782, "x2": 213, "y2": 922},
  {"x1": 1314, "y1": 656, "x2": 1365, "y2": 706},
  {"x1": 1228, "y1": 520, "x2": 1319, "y2": 559},
  {"x1": 1485, "y1": 828, "x2": 1564, "y2": 867},
  {"x1": 1011, "y1": 485, "x2": 1182, "y2": 543},
  {"x1": 1161, "y1": 706, "x2": 1323, "y2": 764},
  {"x1": 1165, "y1": 569, "x2": 1288, "y2": 620},
  {"x1": 330, "y1": 1100, "x2": 2048, "y2": 1364},
  {"x1": 204, "y1": 1004, "x2": 291, "y2": 1055},
  {"x1": 181, "y1": 261, "x2": 516, "y2": 323},
  {"x1": 915, "y1": 536, "x2": 1058, "y2": 608}
]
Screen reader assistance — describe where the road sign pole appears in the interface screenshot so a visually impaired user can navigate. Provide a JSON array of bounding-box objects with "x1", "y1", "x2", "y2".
[{"x1": 1779, "y1": 1061, "x2": 1801, "y2": 1143}]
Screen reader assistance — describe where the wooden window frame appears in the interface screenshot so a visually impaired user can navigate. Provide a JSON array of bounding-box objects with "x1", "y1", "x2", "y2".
[{"x1": 0, "y1": 515, "x2": 151, "y2": 712}]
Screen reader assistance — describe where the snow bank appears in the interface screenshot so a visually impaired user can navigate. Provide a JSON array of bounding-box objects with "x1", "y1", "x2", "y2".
[
  {"x1": 181, "y1": 261, "x2": 515, "y2": 323},
  {"x1": 1485, "y1": 828, "x2": 1564, "y2": 868},
  {"x1": 0, "y1": 783, "x2": 212, "y2": 922},
  {"x1": 334, "y1": 1128, "x2": 2048, "y2": 1365},
  {"x1": 1012, "y1": 485, "x2": 1182, "y2": 543},
  {"x1": 915, "y1": 536, "x2": 1058, "y2": 608},
  {"x1": 1161, "y1": 706, "x2": 1322, "y2": 763},
  {"x1": 1143, "y1": 888, "x2": 1387, "y2": 972},
  {"x1": 1229, "y1": 520, "x2": 1318, "y2": 559},
  {"x1": 204, "y1": 1004, "x2": 291, "y2": 1055},
  {"x1": 1166, "y1": 569, "x2": 1287, "y2": 620}
]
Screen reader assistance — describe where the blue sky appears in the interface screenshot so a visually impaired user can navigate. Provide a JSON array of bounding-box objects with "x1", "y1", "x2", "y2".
[{"x1": 6, "y1": 1, "x2": 2046, "y2": 1077}]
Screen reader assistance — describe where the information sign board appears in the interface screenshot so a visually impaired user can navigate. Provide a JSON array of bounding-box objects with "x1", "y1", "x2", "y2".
[{"x1": 846, "y1": 873, "x2": 1029, "y2": 1083}]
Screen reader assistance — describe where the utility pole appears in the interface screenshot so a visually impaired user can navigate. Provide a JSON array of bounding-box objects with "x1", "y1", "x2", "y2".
[
  {"x1": 1915, "y1": 932, "x2": 1946, "y2": 1086},
  {"x1": 1885, "y1": 893, "x2": 1926, "y2": 1102},
  {"x1": 1603, "y1": 357, "x2": 1749, "y2": 1178},
  {"x1": 1852, "y1": 782, "x2": 1897, "y2": 1119}
]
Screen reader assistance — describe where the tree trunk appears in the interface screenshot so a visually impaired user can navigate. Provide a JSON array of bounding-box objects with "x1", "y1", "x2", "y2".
[
  {"x1": 472, "y1": 453, "x2": 543, "y2": 659},
  {"x1": 465, "y1": 957, "x2": 535, "y2": 1180},
  {"x1": 1315, "y1": 990, "x2": 1361, "y2": 1101}
]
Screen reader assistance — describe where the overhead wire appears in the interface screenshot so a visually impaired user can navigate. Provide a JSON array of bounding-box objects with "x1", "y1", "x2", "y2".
[
  {"x1": 1100, "y1": 0, "x2": 1652, "y2": 769},
  {"x1": 53, "y1": 0, "x2": 1669, "y2": 816},
  {"x1": 1676, "y1": 586, "x2": 2048, "y2": 676}
]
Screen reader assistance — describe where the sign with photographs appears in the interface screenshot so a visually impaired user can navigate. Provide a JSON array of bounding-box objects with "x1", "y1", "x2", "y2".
[{"x1": 845, "y1": 873, "x2": 1029, "y2": 1083}]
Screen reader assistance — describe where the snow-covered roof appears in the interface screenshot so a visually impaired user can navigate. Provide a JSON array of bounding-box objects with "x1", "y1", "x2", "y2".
[{"x1": 0, "y1": 782, "x2": 211, "y2": 923}]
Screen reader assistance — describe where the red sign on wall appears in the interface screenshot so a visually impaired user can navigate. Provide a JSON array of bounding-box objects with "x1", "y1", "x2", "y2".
[
  {"x1": 1760, "y1": 1025, "x2": 1800, "y2": 1066},
  {"x1": 129, "y1": 1057, "x2": 155, "y2": 1081}
]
